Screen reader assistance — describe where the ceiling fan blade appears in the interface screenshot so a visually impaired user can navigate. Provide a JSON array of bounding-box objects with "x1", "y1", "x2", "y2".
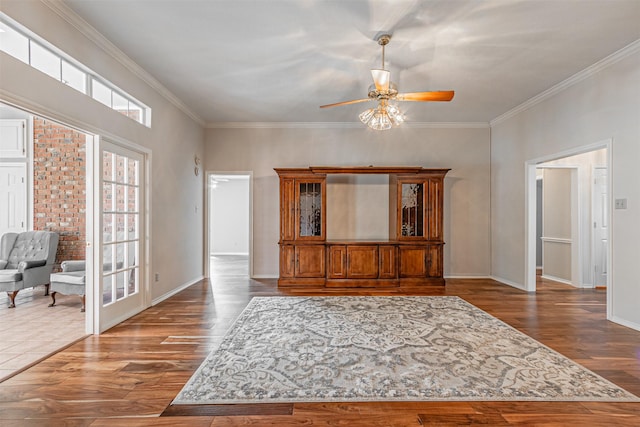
[
  {"x1": 396, "y1": 91, "x2": 455, "y2": 102},
  {"x1": 371, "y1": 69, "x2": 390, "y2": 92},
  {"x1": 319, "y1": 98, "x2": 373, "y2": 109}
]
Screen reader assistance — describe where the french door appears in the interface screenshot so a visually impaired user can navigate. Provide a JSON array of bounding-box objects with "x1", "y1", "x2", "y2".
[{"x1": 92, "y1": 139, "x2": 147, "y2": 332}]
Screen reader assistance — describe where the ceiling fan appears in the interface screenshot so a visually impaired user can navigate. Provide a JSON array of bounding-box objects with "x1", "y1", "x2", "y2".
[{"x1": 320, "y1": 34, "x2": 454, "y2": 130}]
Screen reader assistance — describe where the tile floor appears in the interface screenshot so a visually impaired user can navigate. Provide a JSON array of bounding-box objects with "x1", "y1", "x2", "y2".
[{"x1": 0, "y1": 287, "x2": 86, "y2": 382}]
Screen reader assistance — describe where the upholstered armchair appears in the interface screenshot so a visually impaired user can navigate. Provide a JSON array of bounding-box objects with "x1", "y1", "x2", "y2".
[
  {"x1": 49, "y1": 260, "x2": 86, "y2": 312},
  {"x1": 0, "y1": 231, "x2": 59, "y2": 308}
]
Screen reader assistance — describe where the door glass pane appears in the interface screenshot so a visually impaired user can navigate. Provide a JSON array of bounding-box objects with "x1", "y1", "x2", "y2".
[
  {"x1": 116, "y1": 271, "x2": 126, "y2": 301},
  {"x1": 401, "y1": 183, "x2": 423, "y2": 237},
  {"x1": 299, "y1": 182, "x2": 321, "y2": 237},
  {"x1": 103, "y1": 244, "x2": 114, "y2": 273},
  {"x1": 128, "y1": 268, "x2": 139, "y2": 295},
  {"x1": 103, "y1": 151, "x2": 113, "y2": 181},
  {"x1": 102, "y1": 274, "x2": 114, "y2": 305}
]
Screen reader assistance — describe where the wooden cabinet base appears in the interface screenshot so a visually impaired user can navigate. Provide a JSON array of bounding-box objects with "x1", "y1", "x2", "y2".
[{"x1": 278, "y1": 241, "x2": 445, "y2": 289}]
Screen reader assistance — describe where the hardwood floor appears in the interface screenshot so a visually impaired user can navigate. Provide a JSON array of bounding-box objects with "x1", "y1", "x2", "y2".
[{"x1": 0, "y1": 260, "x2": 638, "y2": 426}]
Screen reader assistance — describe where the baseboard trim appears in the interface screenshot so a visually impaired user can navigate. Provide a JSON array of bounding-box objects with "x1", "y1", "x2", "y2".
[
  {"x1": 211, "y1": 252, "x2": 249, "y2": 256},
  {"x1": 609, "y1": 315, "x2": 640, "y2": 332},
  {"x1": 251, "y1": 274, "x2": 278, "y2": 279},
  {"x1": 152, "y1": 275, "x2": 205, "y2": 306},
  {"x1": 541, "y1": 274, "x2": 573, "y2": 286},
  {"x1": 445, "y1": 275, "x2": 492, "y2": 279},
  {"x1": 489, "y1": 275, "x2": 527, "y2": 291}
]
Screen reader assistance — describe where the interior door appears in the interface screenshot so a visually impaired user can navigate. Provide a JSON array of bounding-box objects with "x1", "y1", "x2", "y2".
[
  {"x1": 96, "y1": 140, "x2": 146, "y2": 332},
  {"x1": 592, "y1": 167, "x2": 608, "y2": 287},
  {"x1": 0, "y1": 164, "x2": 27, "y2": 236}
]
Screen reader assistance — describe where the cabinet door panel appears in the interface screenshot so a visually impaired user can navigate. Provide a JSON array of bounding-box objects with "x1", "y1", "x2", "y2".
[
  {"x1": 295, "y1": 179, "x2": 326, "y2": 240},
  {"x1": 427, "y1": 178, "x2": 443, "y2": 240},
  {"x1": 379, "y1": 245, "x2": 397, "y2": 279},
  {"x1": 280, "y1": 178, "x2": 295, "y2": 241},
  {"x1": 399, "y1": 246, "x2": 427, "y2": 277},
  {"x1": 280, "y1": 245, "x2": 295, "y2": 278},
  {"x1": 327, "y1": 245, "x2": 346, "y2": 279},
  {"x1": 427, "y1": 245, "x2": 443, "y2": 278},
  {"x1": 347, "y1": 245, "x2": 378, "y2": 279},
  {"x1": 295, "y1": 245, "x2": 326, "y2": 277}
]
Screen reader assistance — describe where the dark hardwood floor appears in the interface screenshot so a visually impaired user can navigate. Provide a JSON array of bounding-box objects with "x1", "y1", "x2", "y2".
[{"x1": 0, "y1": 259, "x2": 638, "y2": 426}]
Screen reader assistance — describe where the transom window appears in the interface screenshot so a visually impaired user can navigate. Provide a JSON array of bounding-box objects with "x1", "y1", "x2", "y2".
[{"x1": 0, "y1": 15, "x2": 150, "y2": 127}]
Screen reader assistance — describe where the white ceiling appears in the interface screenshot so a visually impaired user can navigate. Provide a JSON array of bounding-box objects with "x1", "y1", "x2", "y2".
[{"x1": 63, "y1": 0, "x2": 640, "y2": 125}]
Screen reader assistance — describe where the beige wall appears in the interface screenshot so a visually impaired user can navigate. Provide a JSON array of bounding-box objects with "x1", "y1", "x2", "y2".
[
  {"x1": 0, "y1": 1, "x2": 206, "y2": 302},
  {"x1": 541, "y1": 168, "x2": 572, "y2": 283},
  {"x1": 491, "y1": 48, "x2": 640, "y2": 328},
  {"x1": 204, "y1": 126, "x2": 491, "y2": 278}
]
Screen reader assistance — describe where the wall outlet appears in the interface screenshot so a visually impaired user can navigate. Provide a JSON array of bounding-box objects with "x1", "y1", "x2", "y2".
[
  {"x1": 154, "y1": 273, "x2": 160, "y2": 282},
  {"x1": 615, "y1": 198, "x2": 627, "y2": 209}
]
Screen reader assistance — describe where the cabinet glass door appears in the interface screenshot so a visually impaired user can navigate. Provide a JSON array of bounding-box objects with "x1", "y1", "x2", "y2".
[
  {"x1": 401, "y1": 183, "x2": 424, "y2": 237},
  {"x1": 298, "y1": 182, "x2": 322, "y2": 237}
]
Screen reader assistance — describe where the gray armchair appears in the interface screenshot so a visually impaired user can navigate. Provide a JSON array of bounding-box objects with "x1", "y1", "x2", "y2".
[
  {"x1": 0, "y1": 231, "x2": 59, "y2": 308},
  {"x1": 49, "y1": 260, "x2": 86, "y2": 312}
]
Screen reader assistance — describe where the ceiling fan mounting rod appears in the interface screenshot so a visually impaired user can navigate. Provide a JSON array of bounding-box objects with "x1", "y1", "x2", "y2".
[{"x1": 377, "y1": 33, "x2": 391, "y2": 70}]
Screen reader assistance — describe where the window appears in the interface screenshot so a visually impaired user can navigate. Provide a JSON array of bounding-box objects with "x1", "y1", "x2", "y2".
[{"x1": 0, "y1": 15, "x2": 151, "y2": 127}]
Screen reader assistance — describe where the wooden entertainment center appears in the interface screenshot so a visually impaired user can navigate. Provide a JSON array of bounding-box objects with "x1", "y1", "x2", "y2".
[{"x1": 275, "y1": 166, "x2": 449, "y2": 288}]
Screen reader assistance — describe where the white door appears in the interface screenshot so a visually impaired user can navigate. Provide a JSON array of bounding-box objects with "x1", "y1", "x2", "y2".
[
  {"x1": 0, "y1": 119, "x2": 26, "y2": 158},
  {"x1": 95, "y1": 140, "x2": 147, "y2": 332},
  {"x1": 0, "y1": 164, "x2": 27, "y2": 236},
  {"x1": 592, "y1": 167, "x2": 608, "y2": 287}
]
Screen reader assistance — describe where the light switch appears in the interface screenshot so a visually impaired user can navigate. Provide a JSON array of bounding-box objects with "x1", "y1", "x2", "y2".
[{"x1": 615, "y1": 198, "x2": 627, "y2": 209}]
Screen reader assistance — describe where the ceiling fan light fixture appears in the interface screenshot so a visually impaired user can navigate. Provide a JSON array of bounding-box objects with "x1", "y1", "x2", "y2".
[
  {"x1": 369, "y1": 106, "x2": 392, "y2": 131},
  {"x1": 386, "y1": 103, "x2": 404, "y2": 126},
  {"x1": 359, "y1": 107, "x2": 376, "y2": 124},
  {"x1": 360, "y1": 102, "x2": 402, "y2": 131}
]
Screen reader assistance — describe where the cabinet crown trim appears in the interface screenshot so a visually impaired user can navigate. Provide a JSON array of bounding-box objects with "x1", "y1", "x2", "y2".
[{"x1": 274, "y1": 166, "x2": 451, "y2": 175}]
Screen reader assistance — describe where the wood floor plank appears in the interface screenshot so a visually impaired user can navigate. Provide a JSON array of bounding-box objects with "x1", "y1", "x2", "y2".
[
  {"x1": 0, "y1": 256, "x2": 638, "y2": 425},
  {"x1": 161, "y1": 402, "x2": 294, "y2": 416}
]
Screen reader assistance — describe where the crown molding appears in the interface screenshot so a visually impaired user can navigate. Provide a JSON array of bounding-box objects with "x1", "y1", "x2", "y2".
[
  {"x1": 40, "y1": 0, "x2": 205, "y2": 127},
  {"x1": 206, "y1": 121, "x2": 489, "y2": 129},
  {"x1": 490, "y1": 38, "x2": 640, "y2": 127}
]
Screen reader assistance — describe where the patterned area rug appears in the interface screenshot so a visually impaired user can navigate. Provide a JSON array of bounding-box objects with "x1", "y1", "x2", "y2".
[{"x1": 173, "y1": 296, "x2": 638, "y2": 404}]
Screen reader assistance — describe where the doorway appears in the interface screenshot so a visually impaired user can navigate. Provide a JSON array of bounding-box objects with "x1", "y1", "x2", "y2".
[
  {"x1": 0, "y1": 103, "x2": 88, "y2": 381},
  {"x1": 525, "y1": 141, "x2": 611, "y2": 315},
  {"x1": 207, "y1": 173, "x2": 251, "y2": 278}
]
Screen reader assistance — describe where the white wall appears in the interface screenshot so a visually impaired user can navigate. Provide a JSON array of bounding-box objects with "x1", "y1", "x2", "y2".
[
  {"x1": 210, "y1": 177, "x2": 249, "y2": 254},
  {"x1": 204, "y1": 126, "x2": 491, "y2": 278},
  {"x1": 491, "y1": 48, "x2": 640, "y2": 328},
  {"x1": 0, "y1": 1, "x2": 205, "y2": 301}
]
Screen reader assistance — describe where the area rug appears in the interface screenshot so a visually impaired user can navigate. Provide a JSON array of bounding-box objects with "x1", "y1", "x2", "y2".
[{"x1": 173, "y1": 296, "x2": 638, "y2": 404}]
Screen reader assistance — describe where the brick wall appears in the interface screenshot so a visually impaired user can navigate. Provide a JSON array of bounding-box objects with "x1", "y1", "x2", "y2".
[{"x1": 33, "y1": 117, "x2": 86, "y2": 270}]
